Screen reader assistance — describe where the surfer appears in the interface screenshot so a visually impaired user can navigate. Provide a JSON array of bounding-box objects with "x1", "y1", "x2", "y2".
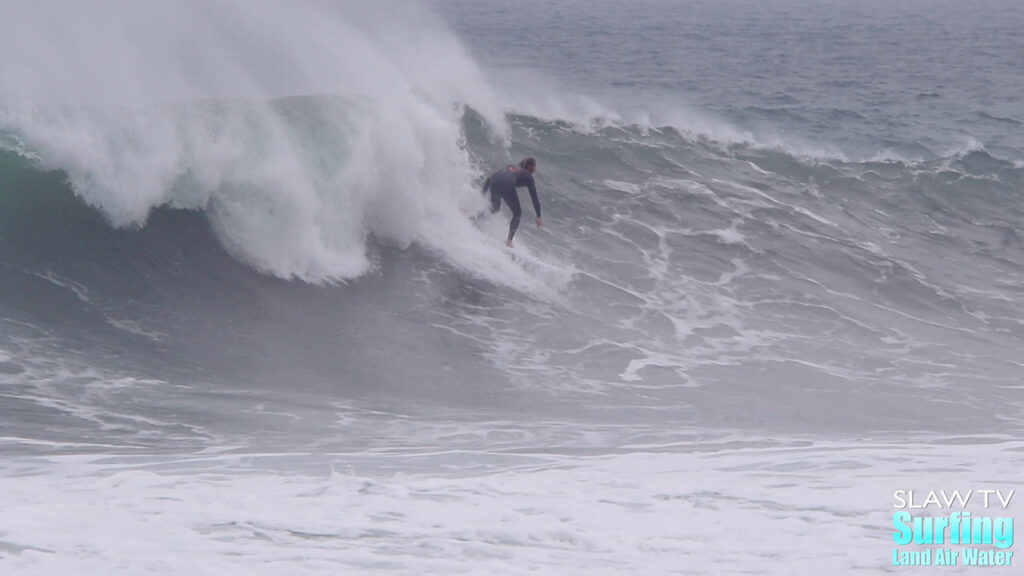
[{"x1": 481, "y1": 157, "x2": 542, "y2": 247}]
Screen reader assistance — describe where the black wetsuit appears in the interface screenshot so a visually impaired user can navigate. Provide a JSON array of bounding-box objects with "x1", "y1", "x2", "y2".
[{"x1": 482, "y1": 165, "x2": 541, "y2": 241}]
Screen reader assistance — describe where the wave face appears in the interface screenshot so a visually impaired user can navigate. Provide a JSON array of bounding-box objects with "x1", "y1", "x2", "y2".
[{"x1": 1, "y1": 2, "x2": 1024, "y2": 572}]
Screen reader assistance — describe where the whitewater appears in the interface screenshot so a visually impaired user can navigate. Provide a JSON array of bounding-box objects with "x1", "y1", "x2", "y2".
[{"x1": 1, "y1": 0, "x2": 1022, "y2": 573}]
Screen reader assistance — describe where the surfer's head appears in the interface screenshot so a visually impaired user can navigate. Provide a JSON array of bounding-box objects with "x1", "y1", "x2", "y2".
[{"x1": 519, "y1": 157, "x2": 537, "y2": 173}]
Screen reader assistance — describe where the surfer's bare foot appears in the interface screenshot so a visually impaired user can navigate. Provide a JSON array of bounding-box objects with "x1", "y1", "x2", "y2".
[{"x1": 505, "y1": 239, "x2": 514, "y2": 248}]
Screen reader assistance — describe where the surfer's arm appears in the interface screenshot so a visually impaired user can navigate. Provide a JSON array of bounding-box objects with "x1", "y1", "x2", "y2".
[
  {"x1": 527, "y1": 177, "x2": 541, "y2": 218},
  {"x1": 481, "y1": 174, "x2": 493, "y2": 194}
]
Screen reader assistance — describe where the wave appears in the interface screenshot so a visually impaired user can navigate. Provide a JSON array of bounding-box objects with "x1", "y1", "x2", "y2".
[
  {"x1": 5, "y1": 105, "x2": 1022, "y2": 295},
  {"x1": 4, "y1": 104, "x2": 1024, "y2": 438}
]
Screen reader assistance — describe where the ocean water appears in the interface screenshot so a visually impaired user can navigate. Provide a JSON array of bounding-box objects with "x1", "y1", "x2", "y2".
[{"x1": 1, "y1": 0, "x2": 1022, "y2": 573}]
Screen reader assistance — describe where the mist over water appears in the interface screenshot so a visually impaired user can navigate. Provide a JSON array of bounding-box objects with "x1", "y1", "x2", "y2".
[{"x1": 1, "y1": 0, "x2": 1023, "y2": 573}]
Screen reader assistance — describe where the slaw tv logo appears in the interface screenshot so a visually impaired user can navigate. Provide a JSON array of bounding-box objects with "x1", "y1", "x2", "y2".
[{"x1": 892, "y1": 489, "x2": 1014, "y2": 567}]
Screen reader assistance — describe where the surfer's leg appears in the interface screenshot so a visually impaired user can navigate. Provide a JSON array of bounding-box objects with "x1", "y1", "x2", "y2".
[
  {"x1": 490, "y1": 188, "x2": 502, "y2": 213},
  {"x1": 504, "y1": 190, "x2": 522, "y2": 244}
]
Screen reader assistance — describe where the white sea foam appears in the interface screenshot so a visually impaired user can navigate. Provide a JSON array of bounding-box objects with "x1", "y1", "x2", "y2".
[
  {"x1": 602, "y1": 180, "x2": 642, "y2": 195},
  {"x1": 708, "y1": 222, "x2": 747, "y2": 245},
  {"x1": 28, "y1": 270, "x2": 91, "y2": 303},
  {"x1": 1, "y1": 436, "x2": 1019, "y2": 575}
]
